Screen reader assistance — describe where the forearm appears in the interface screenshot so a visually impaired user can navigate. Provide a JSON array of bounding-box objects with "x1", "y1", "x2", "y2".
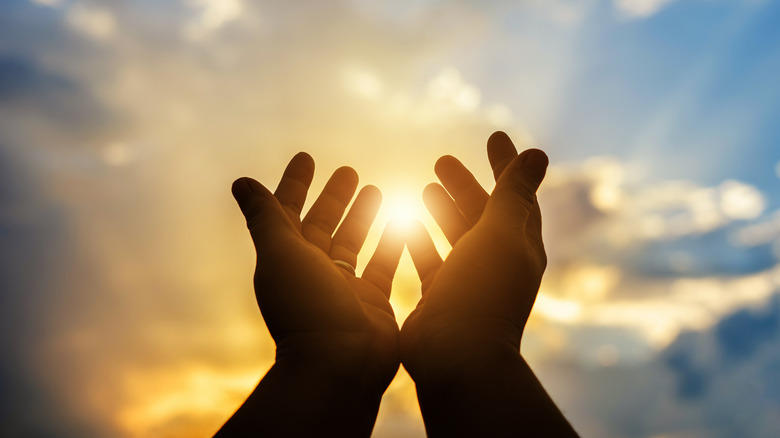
[
  {"x1": 413, "y1": 354, "x2": 578, "y2": 437},
  {"x1": 214, "y1": 361, "x2": 384, "y2": 437}
]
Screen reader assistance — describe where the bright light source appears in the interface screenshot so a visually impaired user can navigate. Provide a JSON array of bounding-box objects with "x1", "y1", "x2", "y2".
[
  {"x1": 376, "y1": 188, "x2": 427, "y2": 231},
  {"x1": 383, "y1": 196, "x2": 418, "y2": 227}
]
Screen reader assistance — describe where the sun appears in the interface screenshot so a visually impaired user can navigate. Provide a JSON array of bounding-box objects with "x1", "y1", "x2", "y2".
[{"x1": 379, "y1": 190, "x2": 425, "y2": 229}]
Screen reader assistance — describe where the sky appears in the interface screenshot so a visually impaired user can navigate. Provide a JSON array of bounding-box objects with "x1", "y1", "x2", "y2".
[{"x1": 1, "y1": 0, "x2": 780, "y2": 436}]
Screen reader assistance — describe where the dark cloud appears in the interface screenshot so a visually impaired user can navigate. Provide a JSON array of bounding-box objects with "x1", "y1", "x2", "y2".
[
  {"x1": 663, "y1": 331, "x2": 711, "y2": 399},
  {"x1": 0, "y1": 11, "x2": 123, "y2": 435},
  {"x1": 0, "y1": 55, "x2": 74, "y2": 99},
  {"x1": 0, "y1": 146, "x2": 96, "y2": 437},
  {"x1": 714, "y1": 295, "x2": 780, "y2": 362},
  {"x1": 660, "y1": 295, "x2": 780, "y2": 403},
  {"x1": 0, "y1": 54, "x2": 112, "y2": 131},
  {"x1": 632, "y1": 227, "x2": 777, "y2": 278}
]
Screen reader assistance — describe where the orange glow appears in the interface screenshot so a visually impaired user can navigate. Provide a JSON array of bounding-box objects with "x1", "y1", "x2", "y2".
[{"x1": 115, "y1": 366, "x2": 264, "y2": 438}]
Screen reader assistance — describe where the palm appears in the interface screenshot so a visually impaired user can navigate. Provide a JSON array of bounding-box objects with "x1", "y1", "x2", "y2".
[{"x1": 233, "y1": 152, "x2": 404, "y2": 386}]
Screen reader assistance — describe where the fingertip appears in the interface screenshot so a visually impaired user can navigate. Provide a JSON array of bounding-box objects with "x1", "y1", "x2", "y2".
[
  {"x1": 292, "y1": 151, "x2": 315, "y2": 168},
  {"x1": 362, "y1": 184, "x2": 382, "y2": 199},
  {"x1": 519, "y1": 148, "x2": 548, "y2": 164},
  {"x1": 488, "y1": 130, "x2": 511, "y2": 144},
  {"x1": 232, "y1": 177, "x2": 261, "y2": 202},
  {"x1": 357, "y1": 184, "x2": 383, "y2": 212},
  {"x1": 403, "y1": 219, "x2": 442, "y2": 284},
  {"x1": 519, "y1": 148, "x2": 549, "y2": 184},
  {"x1": 491, "y1": 148, "x2": 549, "y2": 213},
  {"x1": 421, "y1": 183, "x2": 452, "y2": 219},
  {"x1": 487, "y1": 131, "x2": 517, "y2": 158},
  {"x1": 230, "y1": 178, "x2": 282, "y2": 237},
  {"x1": 434, "y1": 155, "x2": 459, "y2": 176},
  {"x1": 422, "y1": 182, "x2": 444, "y2": 202},
  {"x1": 334, "y1": 165, "x2": 360, "y2": 186},
  {"x1": 286, "y1": 152, "x2": 316, "y2": 184}
]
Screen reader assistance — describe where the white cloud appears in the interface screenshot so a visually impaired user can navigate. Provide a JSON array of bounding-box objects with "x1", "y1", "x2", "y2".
[
  {"x1": 537, "y1": 267, "x2": 780, "y2": 349},
  {"x1": 185, "y1": 0, "x2": 243, "y2": 40},
  {"x1": 547, "y1": 158, "x2": 767, "y2": 243},
  {"x1": 530, "y1": 157, "x2": 778, "y2": 362},
  {"x1": 342, "y1": 65, "x2": 384, "y2": 100},
  {"x1": 101, "y1": 143, "x2": 136, "y2": 167},
  {"x1": 337, "y1": 65, "x2": 519, "y2": 131},
  {"x1": 484, "y1": 103, "x2": 514, "y2": 127},
  {"x1": 534, "y1": 294, "x2": 584, "y2": 323},
  {"x1": 29, "y1": 0, "x2": 62, "y2": 7},
  {"x1": 719, "y1": 180, "x2": 765, "y2": 220},
  {"x1": 526, "y1": 0, "x2": 597, "y2": 27},
  {"x1": 613, "y1": 0, "x2": 677, "y2": 18},
  {"x1": 65, "y1": 3, "x2": 116, "y2": 40},
  {"x1": 425, "y1": 67, "x2": 482, "y2": 112},
  {"x1": 734, "y1": 210, "x2": 780, "y2": 246}
]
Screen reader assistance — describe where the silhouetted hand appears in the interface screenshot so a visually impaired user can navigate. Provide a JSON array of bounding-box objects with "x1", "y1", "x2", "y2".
[
  {"x1": 216, "y1": 153, "x2": 404, "y2": 437},
  {"x1": 400, "y1": 132, "x2": 578, "y2": 437}
]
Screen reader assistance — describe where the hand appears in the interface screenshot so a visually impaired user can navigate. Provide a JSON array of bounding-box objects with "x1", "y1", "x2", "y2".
[
  {"x1": 400, "y1": 131, "x2": 548, "y2": 382},
  {"x1": 399, "y1": 132, "x2": 576, "y2": 437},
  {"x1": 217, "y1": 153, "x2": 404, "y2": 437},
  {"x1": 232, "y1": 152, "x2": 404, "y2": 390}
]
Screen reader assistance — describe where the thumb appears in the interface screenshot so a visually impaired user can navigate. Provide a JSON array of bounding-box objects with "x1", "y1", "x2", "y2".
[
  {"x1": 232, "y1": 177, "x2": 295, "y2": 249},
  {"x1": 485, "y1": 148, "x2": 548, "y2": 222}
]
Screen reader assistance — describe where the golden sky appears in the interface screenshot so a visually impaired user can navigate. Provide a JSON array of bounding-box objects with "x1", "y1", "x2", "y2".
[{"x1": 4, "y1": 0, "x2": 780, "y2": 437}]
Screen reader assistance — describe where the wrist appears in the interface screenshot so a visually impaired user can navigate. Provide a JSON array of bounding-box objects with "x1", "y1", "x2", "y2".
[
  {"x1": 275, "y1": 331, "x2": 399, "y2": 396},
  {"x1": 410, "y1": 354, "x2": 580, "y2": 438},
  {"x1": 401, "y1": 321, "x2": 523, "y2": 388},
  {"x1": 269, "y1": 359, "x2": 386, "y2": 407},
  {"x1": 410, "y1": 346, "x2": 524, "y2": 392},
  {"x1": 217, "y1": 360, "x2": 385, "y2": 438}
]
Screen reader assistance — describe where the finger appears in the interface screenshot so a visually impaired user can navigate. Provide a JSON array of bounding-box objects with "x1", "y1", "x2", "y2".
[
  {"x1": 422, "y1": 183, "x2": 470, "y2": 246},
  {"x1": 232, "y1": 177, "x2": 296, "y2": 250},
  {"x1": 487, "y1": 131, "x2": 518, "y2": 181},
  {"x1": 273, "y1": 152, "x2": 315, "y2": 224},
  {"x1": 528, "y1": 197, "x2": 544, "y2": 247},
  {"x1": 330, "y1": 185, "x2": 382, "y2": 268},
  {"x1": 301, "y1": 166, "x2": 359, "y2": 252},
  {"x1": 406, "y1": 220, "x2": 442, "y2": 293},
  {"x1": 362, "y1": 221, "x2": 405, "y2": 298},
  {"x1": 485, "y1": 148, "x2": 549, "y2": 224},
  {"x1": 434, "y1": 155, "x2": 489, "y2": 225}
]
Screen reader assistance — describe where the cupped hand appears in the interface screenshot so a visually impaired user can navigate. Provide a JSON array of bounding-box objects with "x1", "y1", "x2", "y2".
[
  {"x1": 400, "y1": 132, "x2": 549, "y2": 381},
  {"x1": 232, "y1": 152, "x2": 404, "y2": 392}
]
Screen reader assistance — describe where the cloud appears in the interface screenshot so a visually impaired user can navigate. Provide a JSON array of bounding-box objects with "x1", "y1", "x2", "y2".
[
  {"x1": 0, "y1": 55, "x2": 73, "y2": 98},
  {"x1": 0, "y1": 141, "x2": 100, "y2": 435},
  {"x1": 0, "y1": 55, "x2": 109, "y2": 130},
  {"x1": 28, "y1": 0, "x2": 61, "y2": 6},
  {"x1": 613, "y1": 0, "x2": 677, "y2": 19},
  {"x1": 184, "y1": 0, "x2": 243, "y2": 40},
  {"x1": 2, "y1": 0, "x2": 778, "y2": 436},
  {"x1": 65, "y1": 2, "x2": 116, "y2": 40},
  {"x1": 524, "y1": 157, "x2": 780, "y2": 358},
  {"x1": 713, "y1": 297, "x2": 780, "y2": 361},
  {"x1": 535, "y1": 293, "x2": 780, "y2": 438},
  {"x1": 540, "y1": 157, "x2": 774, "y2": 276}
]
